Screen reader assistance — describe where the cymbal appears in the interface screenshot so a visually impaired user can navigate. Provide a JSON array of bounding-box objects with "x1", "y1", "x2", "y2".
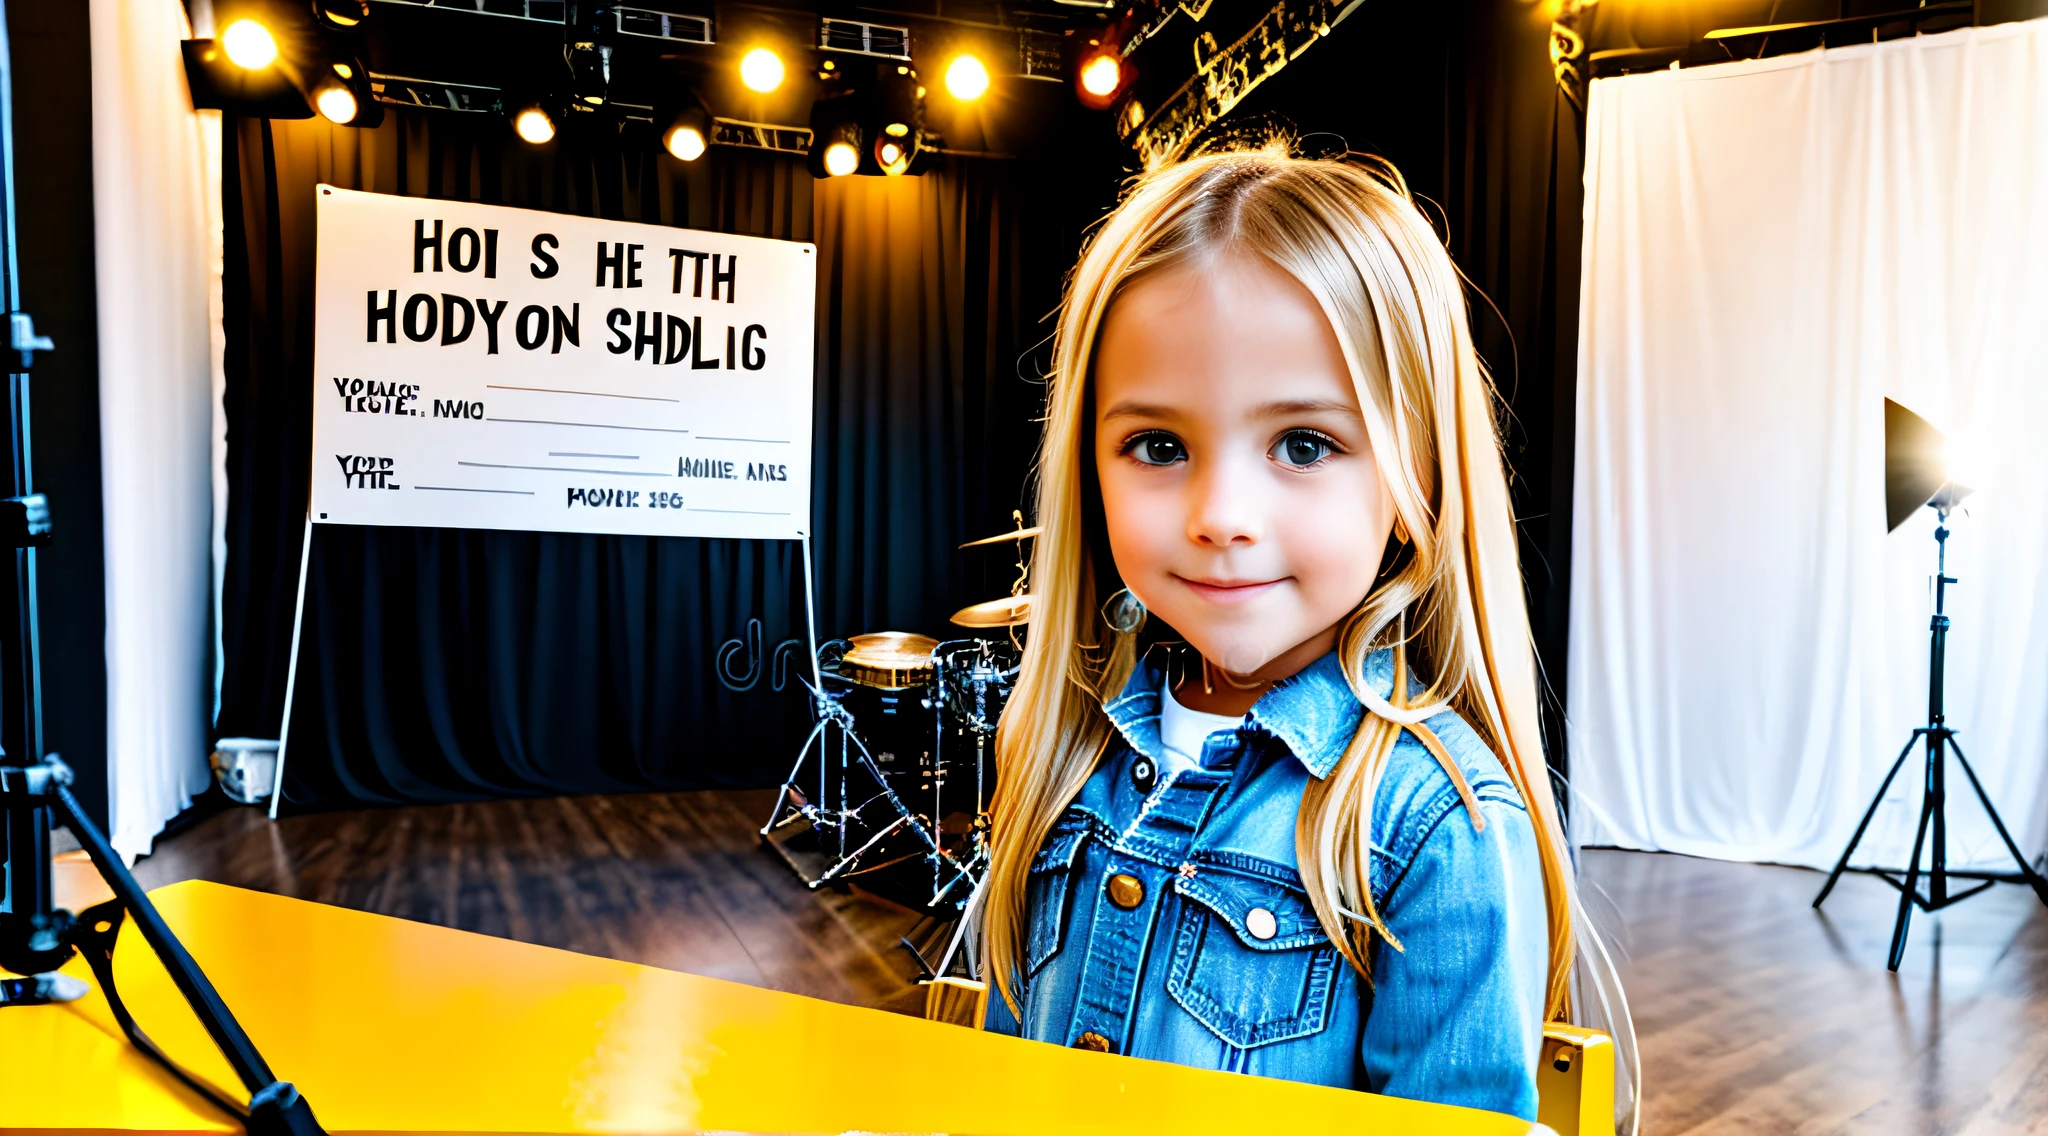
[
  {"x1": 959, "y1": 526, "x2": 1043, "y2": 549},
  {"x1": 950, "y1": 593, "x2": 1032, "y2": 628}
]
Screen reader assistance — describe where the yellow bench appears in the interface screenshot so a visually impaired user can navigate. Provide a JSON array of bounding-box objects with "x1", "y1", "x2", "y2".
[{"x1": 926, "y1": 976, "x2": 1615, "y2": 1136}]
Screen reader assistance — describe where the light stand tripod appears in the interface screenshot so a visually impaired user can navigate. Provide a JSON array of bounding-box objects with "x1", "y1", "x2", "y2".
[
  {"x1": 1813, "y1": 503, "x2": 2048, "y2": 970},
  {"x1": 0, "y1": 5, "x2": 322, "y2": 1121}
]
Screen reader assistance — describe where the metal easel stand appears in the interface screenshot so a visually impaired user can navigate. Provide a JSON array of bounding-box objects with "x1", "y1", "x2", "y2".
[
  {"x1": 0, "y1": 758, "x2": 325, "y2": 1133},
  {"x1": 1813, "y1": 509, "x2": 2048, "y2": 970}
]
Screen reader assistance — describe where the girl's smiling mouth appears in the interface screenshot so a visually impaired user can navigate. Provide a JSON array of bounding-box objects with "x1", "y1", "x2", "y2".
[{"x1": 1175, "y1": 575, "x2": 1287, "y2": 604}]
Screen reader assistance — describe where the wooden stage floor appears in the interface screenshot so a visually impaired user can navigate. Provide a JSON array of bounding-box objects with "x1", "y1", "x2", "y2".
[{"x1": 135, "y1": 790, "x2": 2048, "y2": 1135}]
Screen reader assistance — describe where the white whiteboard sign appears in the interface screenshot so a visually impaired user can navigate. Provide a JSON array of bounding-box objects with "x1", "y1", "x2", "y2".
[{"x1": 310, "y1": 186, "x2": 815, "y2": 540}]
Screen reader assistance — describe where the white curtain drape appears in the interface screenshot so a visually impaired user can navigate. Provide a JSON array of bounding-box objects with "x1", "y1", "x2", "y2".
[
  {"x1": 89, "y1": 0, "x2": 223, "y2": 860},
  {"x1": 1569, "y1": 20, "x2": 2048, "y2": 872}
]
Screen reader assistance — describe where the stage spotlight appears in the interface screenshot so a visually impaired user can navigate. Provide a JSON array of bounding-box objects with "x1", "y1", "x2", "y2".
[
  {"x1": 944, "y1": 54, "x2": 990, "y2": 101},
  {"x1": 315, "y1": 80, "x2": 357, "y2": 124},
  {"x1": 740, "y1": 47, "x2": 785, "y2": 93},
  {"x1": 875, "y1": 137, "x2": 910, "y2": 175},
  {"x1": 514, "y1": 103, "x2": 557, "y2": 144},
  {"x1": 870, "y1": 62, "x2": 921, "y2": 170},
  {"x1": 309, "y1": 59, "x2": 381, "y2": 127},
  {"x1": 221, "y1": 19, "x2": 279, "y2": 70},
  {"x1": 808, "y1": 85, "x2": 866, "y2": 178},
  {"x1": 658, "y1": 90, "x2": 712, "y2": 161},
  {"x1": 182, "y1": 36, "x2": 311, "y2": 118},
  {"x1": 666, "y1": 122, "x2": 707, "y2": 160},
  {"x1": 311, "y1": 0, "x2": 369, "y2": 29},
  {"x1": 823, "y1": 139, "x2": 860, "y2": 176},
  {"x1": 1080, "y1": 53, "x2": 1121, "y2": 99}
]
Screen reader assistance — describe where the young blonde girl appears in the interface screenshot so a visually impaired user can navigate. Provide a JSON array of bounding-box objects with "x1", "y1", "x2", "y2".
[{"x1": 978, "y1": 147, "x2": 1633, "y2": 1123}]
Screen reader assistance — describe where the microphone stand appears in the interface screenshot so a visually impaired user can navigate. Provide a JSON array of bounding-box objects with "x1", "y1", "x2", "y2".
[{"x1": 1812, "y1": 502, "x2": 2048, "y2": 970}]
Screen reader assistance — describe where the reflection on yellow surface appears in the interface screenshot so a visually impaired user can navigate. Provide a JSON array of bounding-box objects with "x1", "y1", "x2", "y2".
[{"x1": 0, "y1": 880, "x2": 1533, "y2": 1134}]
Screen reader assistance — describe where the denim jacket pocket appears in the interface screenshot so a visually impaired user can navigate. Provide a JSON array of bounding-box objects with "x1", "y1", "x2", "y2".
[
  {"x1": 1166, "y1": 858, "x2": 1341, "y2": 1048},
  {"x1": 1025, "y1": 812, "x2": 1092, "y2": 977}
]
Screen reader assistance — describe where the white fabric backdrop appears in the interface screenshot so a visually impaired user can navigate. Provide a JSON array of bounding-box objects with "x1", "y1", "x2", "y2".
[
  {"x1": 90, "y1": 0, "x2": 222, "y2": 860},
  {"x1": 1569, "y1": 20, "x2": 2048, "y2": 872}
]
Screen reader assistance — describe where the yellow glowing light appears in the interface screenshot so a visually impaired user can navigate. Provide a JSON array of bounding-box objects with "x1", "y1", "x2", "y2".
[
  {"x1": 944, "y1": 54, "x2": 990, "y2": 101},
  {"x1": 1080, "y1": 54, "x2": 1121, "y2": 98},
  {"x1": 514, "y1": 107, "x2": 556, "y2": 144},
  {"x1": 316, "y1": 85, "x2": 359, "y2": 125},
  {"x1": 221, "y1": 19, "x2": 279, "y2": 70},
  {"x1": 884, "y1": 122, "x2": 909, "y2": 137},
  {"x1": 665, "y1": 125, "x2": 707, "y2": 161},
  {"x1": 333, "y1": 62, "x2": 354, "y2": 80},
  {"x1": 878, "y1": 141, "x2": 903, "y2": 164},
  {"x1": 740, "y1": 48, "x2": 785, "y2": 93},
  {"x1": 822, "y1": 141, "x2": 859, "y2": 176}
]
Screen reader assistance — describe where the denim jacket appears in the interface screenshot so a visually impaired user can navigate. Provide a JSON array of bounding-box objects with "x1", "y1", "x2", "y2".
[{"x1": 985, "y1": 649, "x2": 1549, "y2": 1120}]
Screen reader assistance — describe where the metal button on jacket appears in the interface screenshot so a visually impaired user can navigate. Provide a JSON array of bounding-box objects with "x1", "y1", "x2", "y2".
[
  {"x1": 1130, "y1": 756, "x2": 1155, "y2": 793},
  {"x1": 1074, "y1": 1031, "x2": 1112, "y2": 1052},
  {"x1": 1106, "y1": 872, "x2": 1145, "y2": 909},
  {"x1": 1245, "y1": 906, "x2": 1278, "y2": 941}
]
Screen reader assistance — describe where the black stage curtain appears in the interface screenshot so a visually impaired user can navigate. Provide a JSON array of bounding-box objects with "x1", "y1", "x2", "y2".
[{"x1": 217, "y1": 109, "x2": 1084, "y2": 807}]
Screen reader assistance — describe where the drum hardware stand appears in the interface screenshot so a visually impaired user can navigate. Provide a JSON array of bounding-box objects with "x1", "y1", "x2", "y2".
[
  {"x1": 760, "y1": 667, "x2": 957, "y2": 890},
  {"x1": 1813, "y1": 502, "x2": 2048, "y2": 970},
  {"x1": 897, "y1": 639, "x2": 1005, "y2": 976}
]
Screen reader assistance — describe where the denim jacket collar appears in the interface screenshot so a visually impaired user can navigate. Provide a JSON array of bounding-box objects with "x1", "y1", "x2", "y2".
[{"x1": 1101, "y1": 648, "x2": 1403, "y2": 779}]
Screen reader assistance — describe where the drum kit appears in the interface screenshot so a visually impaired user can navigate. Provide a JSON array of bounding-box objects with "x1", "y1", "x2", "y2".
[{"x1": 759, "y1": 515, "x2": 1040, "y2": 977}]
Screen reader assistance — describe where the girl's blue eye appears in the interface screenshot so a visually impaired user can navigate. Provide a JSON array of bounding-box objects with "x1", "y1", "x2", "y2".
[
  {"x1": 1127, "y1": 432, "x2": 1186, "y2": 466},
  {"x1": 1272, "y1": 430, "x2": 1336, "y2": 468}
]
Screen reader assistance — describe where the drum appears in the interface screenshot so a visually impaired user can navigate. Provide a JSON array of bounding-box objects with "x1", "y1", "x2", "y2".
[{"x1": 840, "y1": 632, "x2": 939, "y2": 690}]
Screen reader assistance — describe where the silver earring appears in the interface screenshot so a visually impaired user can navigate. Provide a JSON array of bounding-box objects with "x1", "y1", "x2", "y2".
[{"x1": 1103, "y1": 587, "x2": 1147, "y2": 634}]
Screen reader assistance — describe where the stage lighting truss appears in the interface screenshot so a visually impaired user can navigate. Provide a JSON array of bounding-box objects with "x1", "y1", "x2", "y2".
[
  {"x1": 372, "y1": 0, "x2": 568, "y2": 22},
  {"x1": 371, "y1": 73, "x2": 503, "y2": 113},
  {"x1": 709, "y1": 118, "x2": 812, "y2": 155},
  {"x1": 818, "y1": 17, "x2": 911, "y2": 60},
  {"x1": 616, "y1": 8, "x2": 713, "y2": 44},
  {"x1": 197, "y1": 1, "x2": 1096, "y2": 158},
  {"x1": 1017, "y1": 28, "x2": 1065, "y2": 82},
  {"x1": 375, "y1": 0, "x2": 712, "y2": 44}
]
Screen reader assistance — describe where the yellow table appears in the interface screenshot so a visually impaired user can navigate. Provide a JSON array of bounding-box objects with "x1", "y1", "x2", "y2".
[{"x1": 0, "y1": 880, "x2": 1531, "y2": 1134}]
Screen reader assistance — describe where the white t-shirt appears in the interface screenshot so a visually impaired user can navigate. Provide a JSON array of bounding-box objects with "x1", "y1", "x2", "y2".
[{"x1": 1157, "y1": 680, "x2": 1246, "y2": 779}]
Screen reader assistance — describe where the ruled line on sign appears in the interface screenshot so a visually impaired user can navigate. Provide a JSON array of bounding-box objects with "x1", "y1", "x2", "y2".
[
  {"x1": 458, "y1": 461, "x2": 671, "y2": 478},
  {"x1": 487, "y1": 384, "x2": 680, "y2": 403},
  {"x1": 688, "y1": 508, "x2": 792, "y2": 515},
  {"x1": 487, "y1": 418, "x2": 689, "y2": 434},
  {"x1": 695, "y1": 436, "x2": 790, "y2": 444},
  {"x1": 414, "y1": 485, "x2": 537, "y2": 495},
  {"x1": 549, "y1": 452, "x2": 638, "y2": 460}
]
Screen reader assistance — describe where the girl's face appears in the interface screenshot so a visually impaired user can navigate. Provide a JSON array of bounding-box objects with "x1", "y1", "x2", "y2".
[{"x1": 1093, "y1": 254, "x2": 1397, "y2": 682}]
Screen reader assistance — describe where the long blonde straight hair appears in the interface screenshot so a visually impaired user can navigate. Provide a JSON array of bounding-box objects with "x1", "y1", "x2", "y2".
[{"x1": 979, "y1": 148, "x2": 1635, "y2": 1119}]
